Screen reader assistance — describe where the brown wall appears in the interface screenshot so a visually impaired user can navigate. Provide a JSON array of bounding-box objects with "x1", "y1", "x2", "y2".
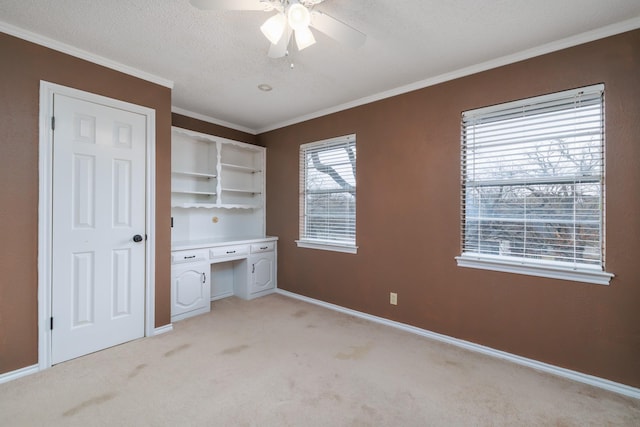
[
  {"x1": 1, "y1": 26, "x2": 638, "y2": 389},
  {"x1": 260, "y1": 30, "x2": 640, "y2": 388},
  {"x1": 172, "y1": 113, "x2": 258, "y2": 146},
  {"x1": 0, "y1": 33, "x2": 172, "y2": 374}
]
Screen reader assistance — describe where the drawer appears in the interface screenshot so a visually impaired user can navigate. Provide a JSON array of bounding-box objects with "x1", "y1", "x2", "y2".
[
  {"x1": 209, "y1": 244, "x2": 249, "y2": 259},
  {"x1": 171, "y1": 249, "x2": 208, "y2": 264},
  {"x1": 251, "y1": 242, "x2": 275, "y2": 253}
]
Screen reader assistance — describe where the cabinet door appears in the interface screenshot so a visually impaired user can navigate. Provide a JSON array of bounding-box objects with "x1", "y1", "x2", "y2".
[
  {"x1": 250, "y1": 252, "x2": 275, "y2": 295},
  {"x1": 172, "y1": 263, "x2": 210, "y2": 317}
]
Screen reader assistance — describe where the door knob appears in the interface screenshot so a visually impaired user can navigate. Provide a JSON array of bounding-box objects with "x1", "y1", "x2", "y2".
[{"x1": 133, "y1": 234, "x2": 143, "y2": 243}]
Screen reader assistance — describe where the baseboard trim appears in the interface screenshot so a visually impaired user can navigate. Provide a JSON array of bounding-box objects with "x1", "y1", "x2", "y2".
[
  {"x1": 0, "y1": 364, "x2": 40, "y2": 385},
  {"x1": 276, "y1": 289, "x2": 640, "y2": 400},
  {"x1": 1, "y1": 325, "x2": 174, "y2": 384},
  {"x1": 154, "y1": 324, "x2": 173, "y2": 336}
]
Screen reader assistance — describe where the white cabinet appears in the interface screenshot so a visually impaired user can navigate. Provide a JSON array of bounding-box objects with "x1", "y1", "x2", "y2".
[
  {"x1": 171, "y1": 127, "x2": 266, "y2": 243},
  {"x1": 219, "y1": 143, "x2": 264, "y2": 208},
  {"x1": 171, "y1": 127, "x2": 264, "y2": 210},
  {"x1": 171, "y1": 130, "x2": 219, "y2": 207},
  {"x1": 233, "y1": 242, "x2": 276, "y2": 300},
  {"x1": 250, "y1": 252, "x2": 275, "y2": 296},
  {"x1": 170, "y1": 125, "x2": 277, "y2": 322},
  {"x1": 171, "y1": 250, "x2": 211, "y2": 322}
]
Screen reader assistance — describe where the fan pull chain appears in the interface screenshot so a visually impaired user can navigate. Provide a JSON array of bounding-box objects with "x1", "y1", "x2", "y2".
[{"x1": 285, "y1": 49, "x2": 294, "y2": 69}]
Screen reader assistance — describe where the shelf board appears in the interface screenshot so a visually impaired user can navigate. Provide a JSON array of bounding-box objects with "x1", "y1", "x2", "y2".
[
  {"x1": 220, "y1": 163, "x2": 261, "y2": 173},
  {"x1": 171, "y1": 190, "x2": 217, "y2": 196},
  {"x1": 221, "y1": 188, "x2": 262, "y2": 194},
  {"x1": 219, "y1": 204, "x2": 261, "y2": 209},
  {"x1": 171, "y1": 203, "x2": 261, "y2": 210},
  {"x1": 172, "y1": 170, "x2": 217, "y2": 179},
  {"x1": 171, "y1": 203, "x2": 217, "y2": 209}
]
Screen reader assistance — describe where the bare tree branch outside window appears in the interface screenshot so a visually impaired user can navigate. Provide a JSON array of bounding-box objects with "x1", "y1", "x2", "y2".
[
  {"x1": 301, "y1": 137, "x2": 356, "y2": 245},
  {"x1": 461, "y1": 87, "x2": 604, "y2": 268}
]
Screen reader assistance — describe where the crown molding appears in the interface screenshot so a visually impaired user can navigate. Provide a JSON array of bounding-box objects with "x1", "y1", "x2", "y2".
[
  {"x1": 0, "y1": 20, "x2": 174, "y2": 89},
  {"x1": 171, "y1": 106, "x2": 257, "y2": 135},
  {"x1": 256, "y1": 16, "x2": 640, "y2": 134}
]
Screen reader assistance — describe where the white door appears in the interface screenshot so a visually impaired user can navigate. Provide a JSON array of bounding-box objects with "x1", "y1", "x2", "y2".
[{"x1": 51, "y1": 94, "x2": 147, "y2": 364}]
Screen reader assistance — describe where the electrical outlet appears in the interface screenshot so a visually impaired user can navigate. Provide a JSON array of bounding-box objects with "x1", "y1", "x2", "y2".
[{"x1": 390, "y1": 292, "x2": 398, "y2": 305}]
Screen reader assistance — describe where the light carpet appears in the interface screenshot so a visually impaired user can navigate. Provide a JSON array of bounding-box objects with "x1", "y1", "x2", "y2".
[{"x1": 1, "y1": 294, "x2": 638, "y2": 426}]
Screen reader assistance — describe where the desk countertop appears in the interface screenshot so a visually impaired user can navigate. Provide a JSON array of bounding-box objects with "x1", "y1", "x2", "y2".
[{"x1": 172, "y1": 235, "x2": 278, "y2": 252}]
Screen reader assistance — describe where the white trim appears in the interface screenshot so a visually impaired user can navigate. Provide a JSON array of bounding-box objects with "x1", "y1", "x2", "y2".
[
  {"x1": 299, "y1": 134, "x2": 357, "y2": 253},
  {"x1": 275, "y1": 289, "x2": 640, "y2": 400},
  {"x1": 154, "y1": 324, "x2": 174, "y2": 335},
  {"x1": 171, "y1": 106, "x2": 257, "y2": 135},
  {"x1": 0, "y1": 365, "x2": 39, "y2": 385},
  {"x1": 456, "y1": 255, "x2": 614, "y2": 285},
  {"x1": 255, "y1": 17, "x2": 640, "y2": 134},
  {"x1": 295, "y1": 240, "x2": 358, "y2": 254},
  {"x1": 3, "y1": 15, "x2": 637, "y2": 134},
  {"x1": 464, "y1": 83, "x2": 604, "y2": 118},
  {"x1": 144, "y1": 103, "x2": 157, "y2": 338},
  {"x1": 38, "y1": 82, "x2": 54, "y2": 370},
  {"x1": 0, "y1": 327, "x2": 174, "y2": 385},
  {"x1": 38, "y1": 81, "x2": 157, "y2": 370},
  {"x1": 0, "y1": 21, "x2": 173, "y2": 89}
]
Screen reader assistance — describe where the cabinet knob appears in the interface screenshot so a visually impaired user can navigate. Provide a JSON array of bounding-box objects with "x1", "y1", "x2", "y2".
[{"x1": 133, "y1": 234, "x2": 143, "y2": 243}]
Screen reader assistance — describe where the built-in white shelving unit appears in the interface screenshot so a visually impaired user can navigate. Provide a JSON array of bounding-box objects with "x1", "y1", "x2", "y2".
[
  {"x1": 170, "y1": 127, "x2": 276, "y2": 322},
  {"x1": 171, "y1": 127, "x2": 264, "y2": 210}
]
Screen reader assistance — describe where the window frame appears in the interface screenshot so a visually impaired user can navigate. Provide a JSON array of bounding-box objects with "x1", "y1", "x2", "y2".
[
  {"x1": 296, "y1": 134, "x2": 358, "y2": 254},
  {"x1": 456, "y1": 85, "x2": 613, "y2": 285}
]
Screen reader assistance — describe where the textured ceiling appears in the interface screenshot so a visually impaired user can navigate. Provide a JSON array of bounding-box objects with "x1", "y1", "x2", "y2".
[{"x1": 1, "y1": 0, "x2": 640, "y2": 133}]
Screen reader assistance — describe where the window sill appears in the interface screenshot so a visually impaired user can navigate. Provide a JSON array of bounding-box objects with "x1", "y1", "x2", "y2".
[
  {"x1": 296, "y1": 240, "x2": 358, "y2": 254},
  {"x1": 455, "y1": 254, "x2": 613, "y2": 285}
]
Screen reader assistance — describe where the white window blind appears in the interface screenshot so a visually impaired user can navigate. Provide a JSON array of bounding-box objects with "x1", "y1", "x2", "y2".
[
  {"x1": 458, "y1": 84, "x2": 611, "y2": 283},
  {"x1": 298, "y1": 134, "x2": 356, "y2": 252}
]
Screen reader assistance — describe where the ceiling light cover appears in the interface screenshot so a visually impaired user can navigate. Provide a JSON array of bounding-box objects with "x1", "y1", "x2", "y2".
[
  {"x1": 287, "y1": 3, "x2": 310, "y2": 31},
  {"x1": 260, "y1": 13, "x2": 286, "y2": 45},
  {"x1": 295, "y1": 25, "x2": 316, "y2": 50}
]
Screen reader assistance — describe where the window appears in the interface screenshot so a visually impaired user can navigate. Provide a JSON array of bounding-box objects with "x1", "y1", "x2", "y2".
[
  {"x1": 456, "y1": 84, "x2": 613, "y2": 285},
  {"x1": 297, "y1": 134, "x2": 357, "y2": 254}
]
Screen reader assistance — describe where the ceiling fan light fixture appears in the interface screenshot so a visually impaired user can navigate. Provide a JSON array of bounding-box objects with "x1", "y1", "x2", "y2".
[
  {"x1": 294, "y1": 26, "x2": 316, "y2": 50},
  {"x1": 287, "y1": 3, "x2": 310, "y2": 31},
  {"x1": 260, "y1": 13, "x2": 286, "y2": 45}
]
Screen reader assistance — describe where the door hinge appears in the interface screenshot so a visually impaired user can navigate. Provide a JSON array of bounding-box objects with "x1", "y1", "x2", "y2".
[
  {"x1": 50, "y1": 317, "x2": 54, "y2": 330},
  {"x1": 51, "y1": 116, "x2": 55, "y2": 131}
]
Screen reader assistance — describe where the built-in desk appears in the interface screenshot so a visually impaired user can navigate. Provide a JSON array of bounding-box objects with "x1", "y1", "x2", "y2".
[{"x1": 171, "y1": 236, "x2": 277, "y2": 322}]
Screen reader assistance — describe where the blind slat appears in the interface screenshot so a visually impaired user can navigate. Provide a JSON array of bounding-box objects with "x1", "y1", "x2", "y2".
[
  {"x1": 300, "y1": 135, "x2": 356, "y2": 245},
  {"x1": 461, "y1": 85, "x2": 605, "y2": 269}
]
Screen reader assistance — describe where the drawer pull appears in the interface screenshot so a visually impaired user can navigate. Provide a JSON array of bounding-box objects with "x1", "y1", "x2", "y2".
[
  {"x1": 226, "y1": 250, "x2": 236, "y2": 254},
  {"x1": 184, "y1": 255, "x2": 196, "y2": 259},
  {"x1": 260, "y1": 246, "x2": 268, "y2": 250}
]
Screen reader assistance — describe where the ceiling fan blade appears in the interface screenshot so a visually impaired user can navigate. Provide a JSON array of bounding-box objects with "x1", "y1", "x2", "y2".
[
  {"x1": 190, "y1": 0, "x2": 268, "y2": 11},
  {"x1": 309, "y1": 10, "x2": 366, "y2": 49},
  {"x1": 268, "y1": 26, "x2": 292, "y2": 58}
]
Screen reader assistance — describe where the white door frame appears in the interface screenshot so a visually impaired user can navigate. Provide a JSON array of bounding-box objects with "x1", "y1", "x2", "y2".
[{"x1": 38, "y1": 81, "x2": 156, "y2": 370}]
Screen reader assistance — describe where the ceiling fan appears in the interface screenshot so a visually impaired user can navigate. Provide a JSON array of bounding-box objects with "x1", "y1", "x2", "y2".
[{"x1": 190, "y1": 0, "x2": 366, "y2": 58}]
